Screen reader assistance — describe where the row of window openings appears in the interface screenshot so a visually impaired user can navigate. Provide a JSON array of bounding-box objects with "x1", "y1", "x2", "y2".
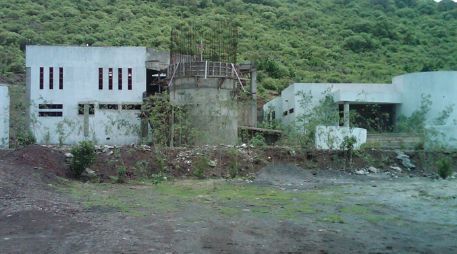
[
  {"x1": 99, "y1": 68, "x2": 133, "y2": 90},
  {"x1": 39, "y1": 67, "x2": 63, "y2": 90},
  {"x1": 283, "y1": 108, "x2": 294, "y2": 116},
  {"x1": 39, "y1": 68, "x2": 133, "y2": 90},
  {"x1": 38, "y1": 103, "x2": 141, "y2": 117}
]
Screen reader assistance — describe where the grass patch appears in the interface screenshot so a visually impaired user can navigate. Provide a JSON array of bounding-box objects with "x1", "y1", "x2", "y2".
[{"x1": 58, "y1": 179, "x2": 343, "y2": 219}]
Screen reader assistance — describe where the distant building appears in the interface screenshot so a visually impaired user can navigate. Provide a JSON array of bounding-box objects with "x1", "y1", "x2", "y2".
[
  {"x1": 264, "y1": 71, "x2": 457, "y2": 149},
  {"x1": 0, "y1": 83, "x2": 9, "y2": 148},
  {"x1": 26, "y1": 45, "x2": 168, "y2": 145}
]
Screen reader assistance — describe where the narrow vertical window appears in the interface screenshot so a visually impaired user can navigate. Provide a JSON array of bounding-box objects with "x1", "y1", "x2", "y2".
[
  {"x1": 98, "y1": 68, "x2": 103, "y2": 90},
  {"x1": 128, "y1": 68, "x2": 132, "y2": 90},
  {"x1": 108, "y1": 68, "x2": 113, "y2": 90},
  {"x1": 49, "y1": 67, "x2": 54, "y2": 89},
  {"x1": 59, "y1": 67, "x2": 63, "y2": 90},
  {"x1": 118, "y1": 68, "x2": 122, "y2": 90},
  {"x1": 39, "y1": 67, "x2": 44, "y2": 89}
]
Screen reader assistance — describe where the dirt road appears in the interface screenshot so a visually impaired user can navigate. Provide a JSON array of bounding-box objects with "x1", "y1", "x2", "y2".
[{"x1": 1, "y1": 153, "x2": 456, "y2": 253}]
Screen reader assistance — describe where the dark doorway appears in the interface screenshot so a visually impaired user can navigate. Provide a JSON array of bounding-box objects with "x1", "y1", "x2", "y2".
[{"x1": 339, "y1": 104, "x2": 396, "y2": 132}]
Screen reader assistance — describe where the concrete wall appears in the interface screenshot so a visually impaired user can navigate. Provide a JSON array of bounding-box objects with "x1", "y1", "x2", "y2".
[
  {"x1": 393, "y1": 71, "x2": 457, "y2": 149},
  {"x1": 26, "y1": 45, "x2": 146, "y2": 145},
  {"x1": 170, "y1": 77, "x2": 238, "y2": 145},
  {"x1": 0, "y1": 85, "x2": 9, "y2": 148},
  {"x1": 315, "y1": 125, "x2": 367, "y2": 150}
]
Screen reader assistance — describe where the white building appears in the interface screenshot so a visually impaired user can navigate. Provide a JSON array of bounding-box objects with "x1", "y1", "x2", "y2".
[
  {"x1": 0, "y1": 84, "x2": 9, "y2": 148},
  {"x1": 26, "y1": 45, "x2": 167, "y2": 145},
  {"x1": 264, "y1": 71, "x2": 457, "y2": 149}
]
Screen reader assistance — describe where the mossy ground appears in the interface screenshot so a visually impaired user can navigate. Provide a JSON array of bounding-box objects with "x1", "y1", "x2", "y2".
[{"x1": 59, "y1": 179, "x2": 401, "y2": 224}]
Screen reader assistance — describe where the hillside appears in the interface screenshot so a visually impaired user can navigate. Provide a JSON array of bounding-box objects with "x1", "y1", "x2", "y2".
[{"x1": 1, "y1": 0, "x2": 457, "y2": 95}]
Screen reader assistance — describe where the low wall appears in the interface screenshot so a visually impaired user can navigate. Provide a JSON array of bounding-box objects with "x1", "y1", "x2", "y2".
[
  {"x1": 0, "y1": 85, "x2": 9, "y2": 148},
  {"x1": 315, "y1": 126, "x2": 367, "y2": 150}
]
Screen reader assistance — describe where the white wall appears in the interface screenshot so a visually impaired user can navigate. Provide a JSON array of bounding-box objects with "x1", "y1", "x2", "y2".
[
  {"x1": 393, "y1": 71, "x2": 457, "y2": 149},
  {"x1": 315, "y1": 125, "x2": 367, "y2": 150},
  {"x1": 0, "y1": 85, "x2": 9, "y2": 148},
  {"x1": 26, "y1": 46, "x2": 147, "y2": 145}
]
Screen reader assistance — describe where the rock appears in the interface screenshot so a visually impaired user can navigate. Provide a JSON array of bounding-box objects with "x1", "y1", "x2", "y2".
[
  {"x1": 107, "y1": 151, "x2": 114, "y2": 156},
  {"x1": 64, "y1": 152, "x2": 74, "y2": 158},
  {"x1": 395, "y1": 150, "x2": 415, "y2": 170},
  {"x1": 390, "y1": 166, "x2": 402, "y2": 172},
  {"x1": 355, "y1": 169, "x2": 368, "y2": 175},
  {"x1": 207, "y1": 160, "x2": 217, "y2": 167},
  {"x1": 81, "y1": 168, "x2": 98, "y2": 181},
  {"x1": 368, "y1": 166, "x2": 379, "y2": 174},
  {"x1": 240, "y1": 143, "x2": 247, "y2": 148}
]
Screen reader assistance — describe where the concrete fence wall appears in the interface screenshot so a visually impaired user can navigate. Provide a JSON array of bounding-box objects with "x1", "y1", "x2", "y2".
[
  {"x1": 315, "y1": 125, "x2": 367, "y2": 150},
  {"x1": 0, "y1": 85, "x2": 9, "y2": 148}
]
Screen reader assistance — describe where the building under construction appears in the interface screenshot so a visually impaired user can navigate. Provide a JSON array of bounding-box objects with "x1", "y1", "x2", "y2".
[{"x1": 147, "y1": 22, "x2": 257, "y2": 146}]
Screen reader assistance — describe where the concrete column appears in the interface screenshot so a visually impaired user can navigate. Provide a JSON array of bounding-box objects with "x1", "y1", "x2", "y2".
[
  {"x1": 83, "y1": 104, "x2": 89, "y2": 138},
  {"x1": 344, "y1": 102, "x2": 350, "y2": 127},
  {"x1": 250, "y1": 65, "x2": 257, "y2": 127}
]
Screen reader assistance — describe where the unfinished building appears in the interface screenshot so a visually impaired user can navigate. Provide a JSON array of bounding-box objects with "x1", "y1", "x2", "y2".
[
  {"x1": 145, "y1": 22, "x2": 257, "y2": 146},
  {"x1": 26, "y1": 45, "x2": 169, "y2": 145},
  {"x1": 264, "y1": 71, "x2": 457, "y2": 149},
  {"x1": 0, "y1": 83, "x2": 9, "y2": 148}
]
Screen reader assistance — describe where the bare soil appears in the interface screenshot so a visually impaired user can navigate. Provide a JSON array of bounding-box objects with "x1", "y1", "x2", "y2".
[{"x1": 1, "y1": 146, "x2": 456, "y2": 253}]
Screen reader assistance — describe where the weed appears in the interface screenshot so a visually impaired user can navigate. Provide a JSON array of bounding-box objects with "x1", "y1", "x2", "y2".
[
  {"x1": 117, "y1": 165, "x2": 127, "y2": 183},
  {"x1": 250, "y1": 133, "x2": 267, "y2": 147},
  {"x1": 436, "y1": 157, "x2": 453, "y2": 179},
  {"x1": 193, "y1": 156, "x2": 209, "y2": 179},
  {"x1": 70, "y1": 141, "x2": 96, "y2": 178}
]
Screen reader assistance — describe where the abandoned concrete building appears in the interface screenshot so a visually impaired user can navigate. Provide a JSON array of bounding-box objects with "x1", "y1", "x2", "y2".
[
  {"x1": 25, "y1": 25, "x2": 257, "y2": 146},
  {"x1": 264, "y1": 71, "x2": 457, "y2": 149},
  {"x1": 0, "y1": 83, "x2": 9, "y2": 148},
  {"x1": 26, "y1": 45, "x2": 169, "y2": 145}
]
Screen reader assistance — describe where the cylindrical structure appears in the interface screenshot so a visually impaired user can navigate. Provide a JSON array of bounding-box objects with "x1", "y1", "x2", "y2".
[
  {"x1": 393, "y1": 71, "x2": 457, "y2": 148},
  {"x1": 169, "y1": 61, "x2": 238, "y2": 145}
]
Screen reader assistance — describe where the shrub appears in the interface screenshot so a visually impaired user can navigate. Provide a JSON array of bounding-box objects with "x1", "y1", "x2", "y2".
[
  {"x1": 116, "y1": 165, "x2": 127, "y2": 183},
  {"x1": 193, "y1": 156, "x2": 209, "y2": 179},
  {"x1": 436, "y1": 157, "x2": 453, "y2": 179},
  {"x1": 70, "y1": 141, "x2": 96, "y2": 178},
  {"x1": 16, "y1": 130, "x2": 36, "y2": 146},
  {"x1": 250, "y1": 133, "x2": 267, "y2": 147}
]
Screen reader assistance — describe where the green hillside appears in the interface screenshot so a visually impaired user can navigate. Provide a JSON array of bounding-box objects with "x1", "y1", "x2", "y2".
[{"x1": 1, "y1": 0, "x2": 457, "y2": 95}]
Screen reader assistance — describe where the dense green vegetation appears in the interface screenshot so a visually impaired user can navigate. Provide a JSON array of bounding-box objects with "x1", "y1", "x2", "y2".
[{"x1": 1, "y1": 0, "x2": 457, "y2": 95}]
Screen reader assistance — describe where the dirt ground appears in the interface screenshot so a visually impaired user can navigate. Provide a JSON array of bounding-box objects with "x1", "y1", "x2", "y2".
[{"x1": 1, "y1": 147, "x2": 457, "y2": 253}]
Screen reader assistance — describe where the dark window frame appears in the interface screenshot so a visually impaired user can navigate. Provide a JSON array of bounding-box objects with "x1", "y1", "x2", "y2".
[
  {"x1": 78, "y1": 104, "x2": 95, "y2": 115},
  {"x1": 39, "y1": 104, "x2": 63, "y2": 109},
  {"x1": 49, "y1": 67, "x2": 54, "y2": 90},
  {"x1": 59, "y1": 67, "x2": 63, "y2": 89},
  {"x1": 39, "y1": 67, "x2": 44, "y2": 89},
  {"x1": 99, "y1": 104, "x2": 119, "y2": 110},
  {"x1": 289, "y1": 108, "x2": 294, "y2": 114},
  {"x1": 127, "y1": 68, "x2": 132, "y2": 90},
  {"x1": 283, "y1": 111, "x2": 288, "y2": 116},
  {"x1": 108, "y1": 68, "x2": 113, "y2": 90},
  {"x1": 118, "y1": 68, "x2": 122, "y2": 90},
  {"x1": 98, "y1": 68, "x2": 103, "y2": 90},
  {"x1": 39, "y1": 112, "x2": 63, "y2": 117},
  {"x1": 122, "y1": 104, "x2": 141, "y2": 110}
]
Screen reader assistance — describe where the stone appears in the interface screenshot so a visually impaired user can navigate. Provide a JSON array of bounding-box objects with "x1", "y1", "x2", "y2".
[
  {"x1": 355, "y1": 169, "x2": 367, "y2": 175},
  {"x1": 82, "y1": 168, "x2": 97, "y2": 180},
  {"x1": 390, "y1": 166, "x2": 402, "y2": 172},
  {"x1": 207, "y1": 160, "x2": 217, "y2": 167},
  {"x1": 395, "y1": 150, "x2": 415, "y2": 170},
  {"x1": 64, "y1": 152, "x2": 74, "y2": 158},
  {"x1": 368, "y1": 166, "x2": 379, "y2": 174}
]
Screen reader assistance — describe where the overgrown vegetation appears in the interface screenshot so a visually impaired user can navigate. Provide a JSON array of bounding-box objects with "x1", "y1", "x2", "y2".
[
  {"x1": 70, "y1": 141, "x2": 96, "y2": 178},
  {"x1": 436, "y1": 157, "x2": 453, "y2": 179},
  {"x1": 143, "y1": 92, "x2": 194, "y2": 147},
  {"x1": 1, "y1": 0, "x2": 457, "y2": 98}
]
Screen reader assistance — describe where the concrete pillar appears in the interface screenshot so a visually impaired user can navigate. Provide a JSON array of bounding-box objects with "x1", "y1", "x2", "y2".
[
  {"x1": 250, "y1": 65, "x2": 257, "y2": 127},
  {"x1": 344, "y1": 102, "x2": 350, "y2": 127},
  {"x1": 83, "y1": 104, "x2": 89, "y2": 138}
]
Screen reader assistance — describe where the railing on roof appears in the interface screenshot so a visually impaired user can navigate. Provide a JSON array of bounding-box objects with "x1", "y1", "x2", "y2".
[{"x1": 167, "y1": 61, "x2": 236, "y2": 79}]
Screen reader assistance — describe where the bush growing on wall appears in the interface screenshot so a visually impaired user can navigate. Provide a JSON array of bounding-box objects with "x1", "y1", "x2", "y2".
[{"x1": 70, "y1": 141, "x2": 96, "y2": 178}]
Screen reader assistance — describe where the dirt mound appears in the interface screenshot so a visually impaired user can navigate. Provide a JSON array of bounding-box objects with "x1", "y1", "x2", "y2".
[{"x1": 6, "y1": 145, "x2": 68, "y2": 177}]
